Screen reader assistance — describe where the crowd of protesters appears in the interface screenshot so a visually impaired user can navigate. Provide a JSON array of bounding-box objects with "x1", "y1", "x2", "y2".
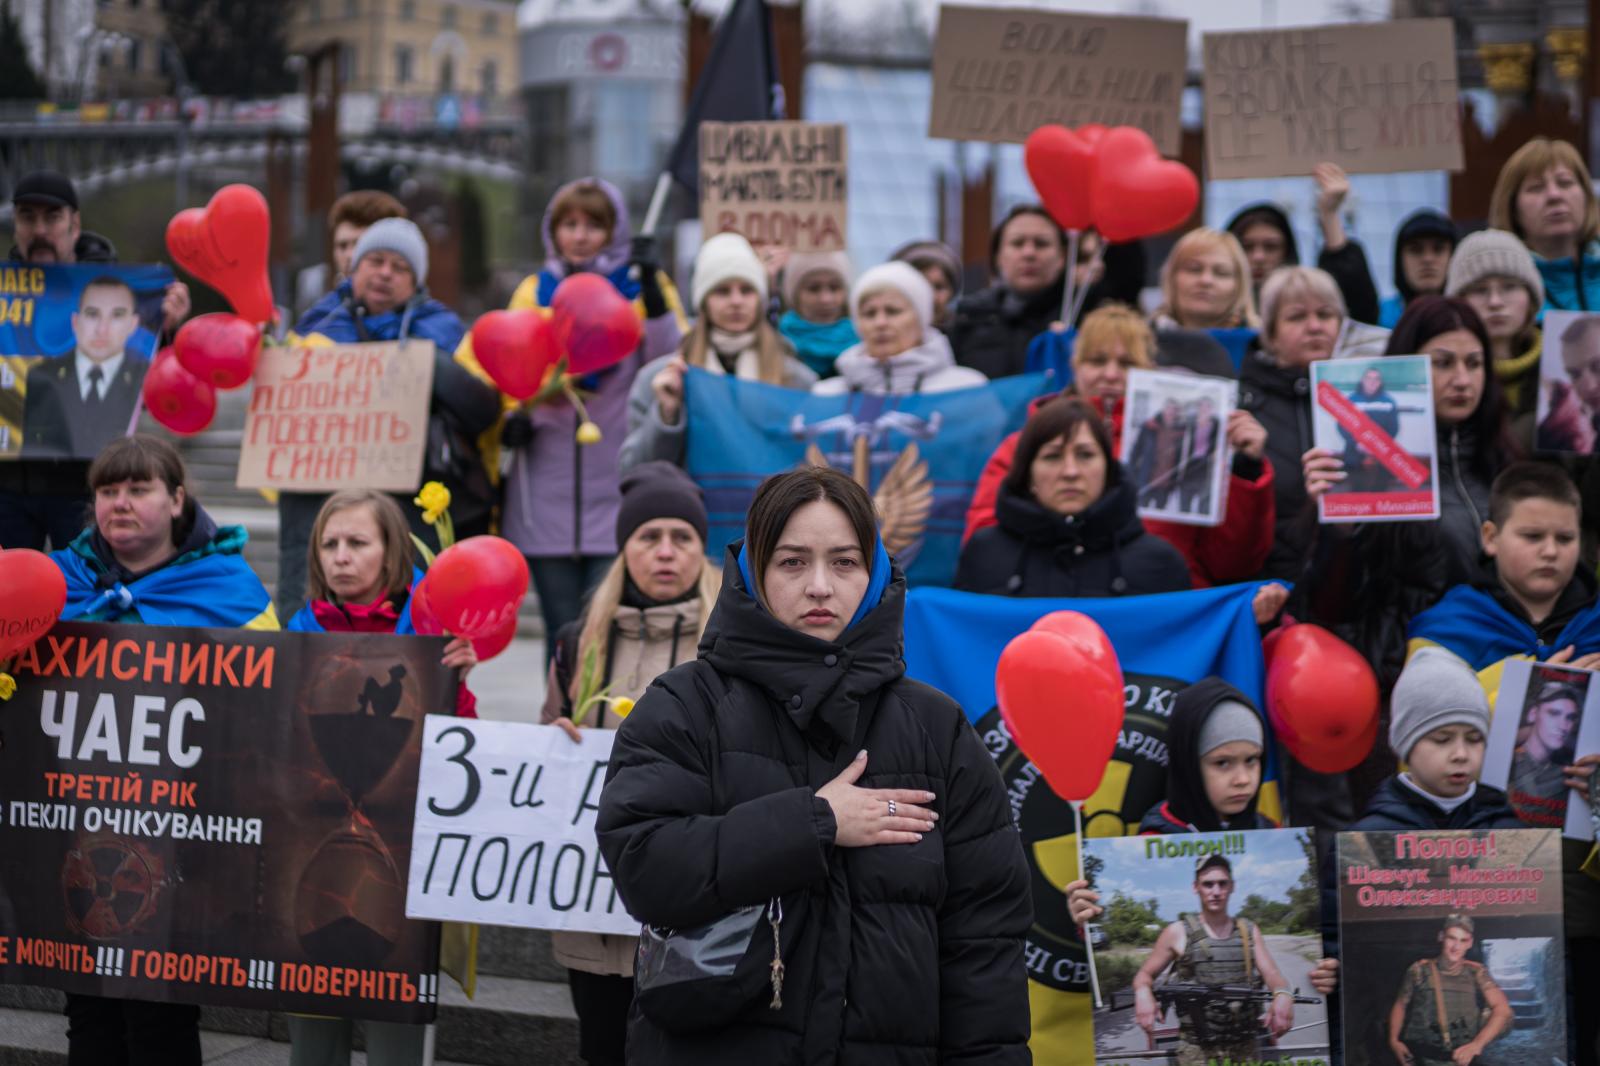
[{"x1": 9, "y1": 131, "x2": 1600, "y2": 1066}]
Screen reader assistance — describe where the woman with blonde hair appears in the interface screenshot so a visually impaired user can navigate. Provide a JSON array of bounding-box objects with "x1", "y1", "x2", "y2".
[
  {"x1": 541, "y1": 461, "x2": 720, "y2": 1066},
  {"x1": 964, "y1": 304, "x2": 1277, "y2": 587},
  {"x1": 622, "y1": 233, "x2": 815, "y2": 470},
  {"x1": 1153, "y1": 227, "x2": 1260, "y2": 331},
  {"x1": 1489, "y1": 136, "x2": 1600, "y2": 313}
]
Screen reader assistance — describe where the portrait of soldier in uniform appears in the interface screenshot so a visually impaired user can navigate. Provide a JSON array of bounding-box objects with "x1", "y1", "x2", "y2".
[
  {"x1": 1131, "y1": 854, "x2": 1298, "y2": 1065},
  {"x1": 1508, "y1": 679, "x2": 1582, "y2": 828},
  {"x1": 1387, "y1": 915, "x2": 1511, "y2": 1066}
]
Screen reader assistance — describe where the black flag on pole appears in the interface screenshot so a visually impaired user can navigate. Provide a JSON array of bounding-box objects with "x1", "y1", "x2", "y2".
[{"x1": 665, "y1": 0, "x2": 785, "y2": 195}]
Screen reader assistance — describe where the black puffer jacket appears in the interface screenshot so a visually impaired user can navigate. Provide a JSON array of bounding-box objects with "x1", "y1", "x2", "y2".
[
  {"x1": 1237, "y1": 344, "x2": 1314, "y2": 581},
  {"x1": 597, "y1": 549, "x2": 1032, "y2": 1066},
  {"x1": 954, "y1": 478, "x2": 1190, "y2": 597},
  {"x1": 947, "y1": 278, "x2": 1064, "y2": 380}
]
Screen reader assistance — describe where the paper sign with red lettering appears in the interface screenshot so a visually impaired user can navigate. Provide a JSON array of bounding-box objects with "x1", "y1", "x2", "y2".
[
  {"x1": 1335, "y1": 829, "x2": 1565, "y2": 1065},
  {"x1": 236, "y1": 340, "x2": 434, "y2": 492},
  {"x1": 1202, "y1": 19, "x2": 1463, "y2": 180},
  {"x1": 0, "y1": 621, "x2": 453, "y2": 1021},
  {"x1": 1310, "y1": 354, "x2": 1439, "y2": 523},
  {"x1": 699, "y1": 121, "x2": 848, "y2": 252}
]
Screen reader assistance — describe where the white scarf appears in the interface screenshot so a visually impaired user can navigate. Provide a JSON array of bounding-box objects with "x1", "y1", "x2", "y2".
[{"x1": 700, "y1": 328, "x2": 763, "y2": 380}]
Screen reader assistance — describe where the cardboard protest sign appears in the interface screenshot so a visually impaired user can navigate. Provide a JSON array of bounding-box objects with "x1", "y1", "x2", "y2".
[
  {"x1": 1311, "y1": 354, "x2": 1439, "y2": 522},
  {"x1": 0, "y1": 622, "x2": 453, "y2": 1020},
  {"x1": 1535, "y1": 310, "x2": 1600, "y2": 454},
  {"x1": 1121, "y1": 368, "x2": 1236, "y2": 528},
  {"x1": 1084, "y1": 828, "x2": 1330, "y2": 1066},
  {"x1": 0, "y1": 264, "x2": 173, "y2": 460},
  {"x1": 406, "y1": 718, "x2": 636, "y2": 936},
  {"x1": 1336, "y1": 829, "x2": 1566, "y2": 1066},
  {"x1": 928, "y1": 6, "x2": 1186, "y2": 156},
  {"x1": 699, "y1": 121, "x2": 848, "y2": 252},
  {"x1": 1202, "y1": 19, "x2": 1463, "y2": 179},
  {"x1": 238, "y1": 339, "x2": 434, "y2": 492},
  {"x1": 1486, "y1": 659, "x2": 1600, "y2": 840}
]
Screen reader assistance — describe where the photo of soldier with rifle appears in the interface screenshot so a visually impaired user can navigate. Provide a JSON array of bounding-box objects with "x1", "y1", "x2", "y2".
[{"x1": 1130, "y1": 854, "x2": 1314, "y2": 1065}]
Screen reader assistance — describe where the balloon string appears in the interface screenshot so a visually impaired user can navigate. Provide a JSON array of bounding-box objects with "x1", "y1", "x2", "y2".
[
  {"x1": 1075, "y1": 799, "x2": 1105, "y2": 1010},
  {"x1": 1059, "y1": 229, "x2": 1080, "y2": 327},
  {"x1": 1069, "y1": 241, "x2": 1107, "y2": 324}
]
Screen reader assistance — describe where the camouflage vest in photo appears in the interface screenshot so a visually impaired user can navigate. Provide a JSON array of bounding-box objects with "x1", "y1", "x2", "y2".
[
  {"x1": 1171, "y1": 913, "x2": 1263, "y2": 1045},
  {"x1": 1401, "y1": 959, "x2": 1490, "y2": 1056}
]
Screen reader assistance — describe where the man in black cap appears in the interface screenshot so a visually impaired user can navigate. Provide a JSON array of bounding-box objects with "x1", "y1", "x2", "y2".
[{"x1": 2, "y1": 170, "x2": 191, "y2": 551}]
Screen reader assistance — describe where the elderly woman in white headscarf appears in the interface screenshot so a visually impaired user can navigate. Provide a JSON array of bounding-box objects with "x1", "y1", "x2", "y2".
[{"x1": 812, "y1": 262, "x2": 988, "y2": 395}]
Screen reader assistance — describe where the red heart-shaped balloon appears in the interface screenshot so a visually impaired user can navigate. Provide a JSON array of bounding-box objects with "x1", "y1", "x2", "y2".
[
  {"x1": 143, "y1": 347, "x2": 217, "y2": 436},
  {"x1": 996, "y1": 627, "x2": 1125, "y2": 803},
  {"x1": 423, "y1": 536, "x2": 530, "y2": 640},
  {"x1": 1265, "y1": 623, "x2": 1379, "y2": 774},
  {"x1": 1075, "y1": 123, "x2": 1109, "y2": 146},
  {"x1": 0, "y1": 547, "x2": 68, "y2": 660},
  {"x1": 1089, "y1": 126, "x2": 1199, "y2": 243},
  {"x1": 551, "y1": 274, "x2": 644, "y2": 374},
  {"x1": 173, "y1": 313, "x2": 262, "y2": 390},
  {"x1": 1029, "y1": 610, "x2": 1120, "y2": 677},
  {"x1": 165, "y1": 184, "x2": 275, "y2": 324},
  {"x1": 471, "y1": 309, "x2": 560, "y2": 401},
  {"x1": 1024, "y1": 125, "x2": 1096, "y2": 232}
]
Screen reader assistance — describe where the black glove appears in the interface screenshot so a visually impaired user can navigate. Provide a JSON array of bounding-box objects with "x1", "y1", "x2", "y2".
[
  {"x1": 500, "y1": 412, "x2": 535, "y2": 449},
  {"x1": 631, "y1": 235, "x2": 669, "y2": 319}
]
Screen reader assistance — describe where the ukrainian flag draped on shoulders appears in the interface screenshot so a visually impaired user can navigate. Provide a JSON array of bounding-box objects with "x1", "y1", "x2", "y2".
[
  {"x1": 1407, "y1": 574, "x2": 1600, "y2": 697},
  {"x1": 52, "y1": 509, "x2": 277, "y2": 630},
  {"x1": 902, "y1": 582, "x2": 1278, "y2": 1062}
]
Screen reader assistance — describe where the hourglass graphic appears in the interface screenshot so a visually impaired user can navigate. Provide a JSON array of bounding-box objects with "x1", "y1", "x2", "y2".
[{"x1": 294, "y1": 651, "x2": 418, "y2": 969}]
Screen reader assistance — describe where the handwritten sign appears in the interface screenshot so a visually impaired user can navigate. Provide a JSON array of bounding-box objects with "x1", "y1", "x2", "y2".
[
  {"x1": 405, "y1": 717, "x2": 637, "y2": 937},
  {"x1": 237, "y1": 340, "x2": 433, "y2": 492},
  {"x1": 1202, "y1": 19, "x2": 1463, "y2": 180},
  {"x1": 699, "y1": 121, "x2": 848, "y2": 252},
  {"x1": 928, "y1": 6, "x2": 1186, "y2": 156}
]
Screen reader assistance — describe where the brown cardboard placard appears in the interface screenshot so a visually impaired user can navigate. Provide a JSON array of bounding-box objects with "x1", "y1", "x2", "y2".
[
  {"x1": 698, "y1": 121, "x2": 848, "y2": 252},
  {"x1": 927, "y1": 5, "x2": 1186, "y2": 156},
  {"x1": 237, "y1": 339, "x2": 434, "y2": 492},
  {"x1": 1202, "y1": 19, "x2": 1463, "y2": 180}
]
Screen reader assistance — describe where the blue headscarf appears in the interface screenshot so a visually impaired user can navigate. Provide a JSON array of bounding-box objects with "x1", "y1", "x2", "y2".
[{"x1": 737, "y1": 532, "x2": 891, "y2": 634}]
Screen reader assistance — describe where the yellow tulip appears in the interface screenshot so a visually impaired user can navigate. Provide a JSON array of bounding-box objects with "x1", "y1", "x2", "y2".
[
  {"x1": 575, "y1": 421, "x2": 602, "y2": 445},
  {"x1": 611, "y1": 697, "x2": 635, "y2": 719},
  {"x1": 414, "y1": 481, "x2": 452, "y2": 524},
  {"x1": 0, "y1": 672, "x2": 15, "y2": 701}
]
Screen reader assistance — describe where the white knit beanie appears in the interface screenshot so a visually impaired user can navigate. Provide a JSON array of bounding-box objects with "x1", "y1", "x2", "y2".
[
  {"x1": 691, "y1": 233, "x2": 768, "y2": 311},
  {"x1": 850, "y1": 261, "x2": 934, "y2": 332},
  {"x1": 1445, "y1": 229, "x2": 1544, "y2": 310}
]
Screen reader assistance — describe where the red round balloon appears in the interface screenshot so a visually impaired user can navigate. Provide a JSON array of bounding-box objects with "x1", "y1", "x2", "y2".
[
  {"x1": 1088, "y1": 127, "x2": 1199, "y2": 243},
  {"x1": 0, "y1": 547, "x2": 68, "y2": 660},
  {"x1": 471, "y1": 309, "x2": 560, "y2": 401},
  {"x1": 1024, "y1": 125, "x2": 1096, "y2": 232},
  {"x1": 996, "y1": 627, "x2": 1125, "y2": 803},
  {"x1": 551, "y1": 274, "x2": 644, "y2": 374},
  {"x1": 165, "y1": 184, "x2": 275, "y2": 324},
  {"x1": 423, "y1": 536, "x2": 530, "y2": 640},
  {"x1": 143, "y1": 348, "x2": 217, "y2": 436},
  {"x1": 409, "y1": 580, "x2": 442, "y2": 636},
  {"x1": 1265, "y1": 624, "x2": 1380, "y2": 774},
  {"x1": 173, "y1": 313, "x2": 262, "y2": 390},
  {"x1": 471, "y1": 615, "x2": 519, "y2": 661}
]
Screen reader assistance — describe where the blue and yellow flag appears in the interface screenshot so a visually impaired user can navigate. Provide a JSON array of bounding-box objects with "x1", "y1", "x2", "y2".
[
  {"x1": 903, "y1": 582, "x2": 1279, "y2": 1061},
  {"x1": 684, "y1": 367, "x2": 1047, "y2": 587}
]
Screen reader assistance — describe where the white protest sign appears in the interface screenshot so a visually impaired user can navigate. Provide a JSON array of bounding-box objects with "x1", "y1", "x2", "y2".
[{"x1": 405, "y1": 717, "x2": 638, "y2": 936}]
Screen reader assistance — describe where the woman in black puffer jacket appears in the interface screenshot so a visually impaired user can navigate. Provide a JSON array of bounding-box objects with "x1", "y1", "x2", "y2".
[
  {"x1": 596, "y1": 467, "x2": 1031, "y2": 1066},
  {"x1": 954, "y1": 396, "x2": 1191, "y2": 598}
]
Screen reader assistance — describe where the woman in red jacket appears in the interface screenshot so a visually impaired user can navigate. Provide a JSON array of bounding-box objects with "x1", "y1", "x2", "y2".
[{"x1": 963, "y1": 304, "x2": 1277, "y2": 588}]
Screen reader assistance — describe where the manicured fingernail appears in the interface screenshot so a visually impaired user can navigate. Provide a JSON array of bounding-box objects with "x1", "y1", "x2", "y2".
[
  {"x1": 924, "y1": 792, "x2": 936, "y2": 801},
  {"x1": 856, "y1": 749, "x2": 868, "y2": 760},
  {"x1": 914, "y1": 833, "x2": 923, "y2": 841}
]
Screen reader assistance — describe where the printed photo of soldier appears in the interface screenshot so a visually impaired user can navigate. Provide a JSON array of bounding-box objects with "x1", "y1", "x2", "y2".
[
  {"x1": 1386, "y1": 916, "x2": 1512, "y2": 1066},
  {"x1": 1120, "y1": 367, "x2": 1235, "y2": 528},
  {"x1": 1086, "y1": 829, "x2": 1328, "y2": 1066},
  {"x1": 1485, "y1": 660, "x2": 1598, "y2": 837}
]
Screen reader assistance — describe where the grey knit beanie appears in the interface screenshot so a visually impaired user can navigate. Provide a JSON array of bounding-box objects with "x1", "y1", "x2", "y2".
[
  {"x1": 1445, "y1": 229, "x2": 1543, "y2": 310},
  {"x1": 1198, "y1": 699, "x2": 1265, "y2": 756},
  {"x1": 353, "y1": 217, "x2": 429, "y2": 287},
  {"x1": 1389, "y1": 646, "x2": 1490, "y2": 760}
]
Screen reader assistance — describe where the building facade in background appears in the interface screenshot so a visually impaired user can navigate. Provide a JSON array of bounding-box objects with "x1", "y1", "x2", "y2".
[{"x1": 288, "y1": 0, "x2": 517, "y2": 99}]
